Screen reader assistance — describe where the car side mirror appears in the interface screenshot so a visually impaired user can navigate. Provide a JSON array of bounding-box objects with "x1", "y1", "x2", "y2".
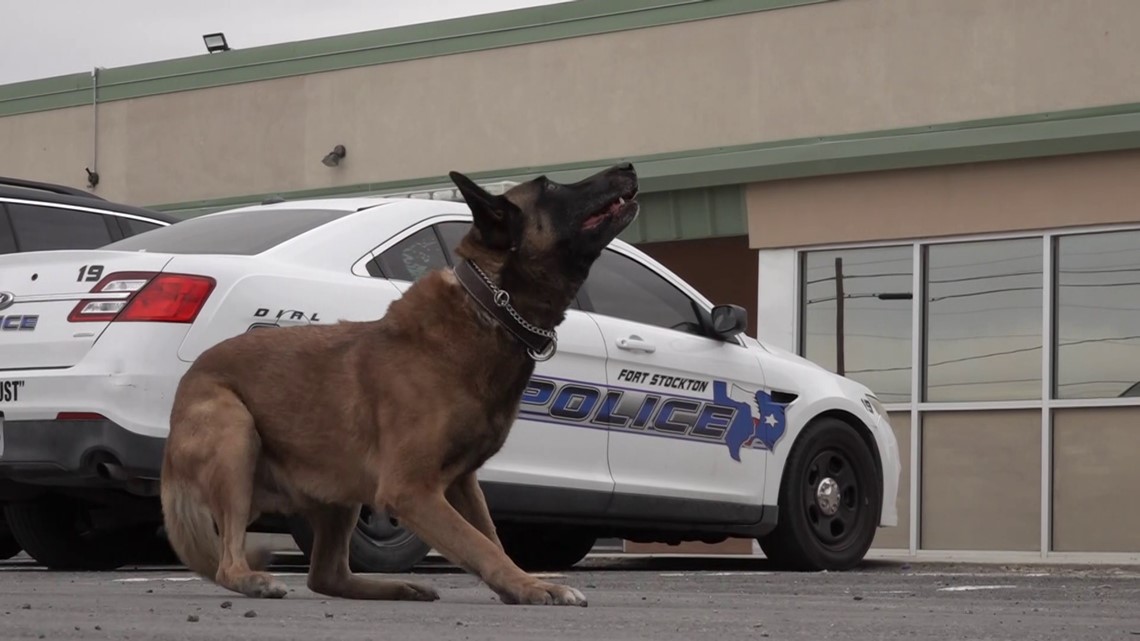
[{"x1": 710, "y1": 304, "x2": 748, "y2": 339}]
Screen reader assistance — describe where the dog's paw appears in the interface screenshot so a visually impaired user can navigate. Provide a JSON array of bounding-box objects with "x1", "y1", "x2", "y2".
[
  {"x1": 500, "y1": 581, "x2": 587, "y2": 607},
  {"x1": 399, "y1": 581, "x2": 441, "y2": 602},
  {"x1": 234, "y1": 573, "x2": 288, "y2": 599}
]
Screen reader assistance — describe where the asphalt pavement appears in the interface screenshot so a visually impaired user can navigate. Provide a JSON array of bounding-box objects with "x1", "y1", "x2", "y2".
[{"x1": 1, "y1": 553, "x2": 1139, "y2": 640}]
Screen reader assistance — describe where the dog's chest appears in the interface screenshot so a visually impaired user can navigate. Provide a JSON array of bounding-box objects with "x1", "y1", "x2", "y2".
[{"x1": 442, "y1": 406, "x2": 520, "y2": 475}]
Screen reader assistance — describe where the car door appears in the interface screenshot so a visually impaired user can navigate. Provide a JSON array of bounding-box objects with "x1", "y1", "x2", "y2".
[
  {"x1": 580, "y1": 246, "x2": 773, "y2": 521},
  {"x1": 370, "y1": 218, "x2": 615, "y2": 510}
]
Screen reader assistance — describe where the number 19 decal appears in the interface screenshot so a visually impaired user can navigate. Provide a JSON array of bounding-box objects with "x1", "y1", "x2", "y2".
[{"x1": 78, "y1": 265, "x2": 104, "y2": 283}]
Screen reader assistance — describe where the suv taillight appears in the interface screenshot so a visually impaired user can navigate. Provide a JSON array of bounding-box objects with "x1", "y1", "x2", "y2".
[{"x1": 68, "y1": 272, "x2": 216, "y2": 323}]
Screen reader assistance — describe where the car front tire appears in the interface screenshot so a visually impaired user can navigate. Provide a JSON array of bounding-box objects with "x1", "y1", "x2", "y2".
[
  {"x1": 289, "y1": 506, "x2": 431, "y2": 574},
  {"x1": 758, "y1": 416, "x2": 881, "y2": 571},
  {"x1": 498, "y1": 525, "x2": 596, "y2": 572}
]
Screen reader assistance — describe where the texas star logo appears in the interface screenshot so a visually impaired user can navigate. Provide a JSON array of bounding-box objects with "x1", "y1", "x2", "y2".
[
  {"x1": 519, "y1": 374, "x2": 788, "y2": 460},
  {"x1": 712, "y1": 381, "x2": 788, "y2": 462}
]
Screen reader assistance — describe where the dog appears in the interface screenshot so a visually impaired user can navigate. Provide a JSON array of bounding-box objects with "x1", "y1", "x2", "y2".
[{"x1": 159, "y1": 163, "x2": 640, "y2": 607}]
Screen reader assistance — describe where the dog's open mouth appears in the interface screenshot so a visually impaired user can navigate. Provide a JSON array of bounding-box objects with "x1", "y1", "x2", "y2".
[{"x1": 582, "y1": 188, "x2": 639, "y2": 231}]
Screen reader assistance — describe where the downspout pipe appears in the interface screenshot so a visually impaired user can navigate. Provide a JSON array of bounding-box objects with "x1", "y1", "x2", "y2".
[{"x1": 88, "y1": 67, "x2": 102, "y2": 190}]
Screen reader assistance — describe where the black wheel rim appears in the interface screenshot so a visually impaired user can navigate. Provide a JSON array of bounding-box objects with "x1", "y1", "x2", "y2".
[
  {"x1": 801, "y1": 447, "x2": 864, "y2": 550},
  {"x1": 355, "y1": 506, "x2": 414, "y2": 546}
]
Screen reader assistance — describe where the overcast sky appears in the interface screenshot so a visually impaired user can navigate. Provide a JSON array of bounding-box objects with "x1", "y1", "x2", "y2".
[{"x1": 1, "y1": 0, "x2": 569, "y2": 85}]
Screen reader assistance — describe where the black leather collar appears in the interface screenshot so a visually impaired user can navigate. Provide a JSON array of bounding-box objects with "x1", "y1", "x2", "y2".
[{"x1": 453, "y1": 259, "x2": 557, "y2": 362}]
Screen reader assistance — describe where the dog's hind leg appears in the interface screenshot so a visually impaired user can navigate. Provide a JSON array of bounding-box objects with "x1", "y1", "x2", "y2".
[
  {"x1": 303, "y1": 502, "x2": 439, "y2": 601},
  {"x1": 200, "y1": 393, "x2": 288, "y2": 599}
]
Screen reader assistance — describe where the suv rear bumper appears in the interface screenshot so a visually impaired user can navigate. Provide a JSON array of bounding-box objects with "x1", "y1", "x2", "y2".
[{"x1": 0, "y1": 418, "x2": 164, "y2": 494}]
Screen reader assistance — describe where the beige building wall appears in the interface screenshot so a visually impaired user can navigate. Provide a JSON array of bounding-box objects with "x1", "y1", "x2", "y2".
[
  {"x1": 1052, "y1": 408, "x2": 1140, "y2": 553},
  {"x1": 746, "y1": 149, "x2": 1140, "y2": 249},
  {"x1": 920, "y1": 410, "x2": 1041, "y2": 551},
  {"x1": 0, "y1": 107, "x2": 93, "y2": 188},
  {"x1": 3, "y1": 0, "x2": 1140, "y2": 206}
]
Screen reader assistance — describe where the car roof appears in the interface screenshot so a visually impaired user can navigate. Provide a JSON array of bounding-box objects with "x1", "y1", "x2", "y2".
[
  {"x1": 0, "y1": 175, "x2": 180, "y2": 224},
  {"x1": 212, "y1": 195, "x2": 414, "y2": 216}
]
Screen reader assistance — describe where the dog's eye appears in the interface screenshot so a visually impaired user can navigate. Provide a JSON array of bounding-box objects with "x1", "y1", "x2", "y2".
[{"x1": 545, "y1": 182, "x2": 558, "y2": 192}]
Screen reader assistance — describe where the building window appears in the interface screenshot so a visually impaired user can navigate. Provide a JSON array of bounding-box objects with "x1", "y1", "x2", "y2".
[
  {"x1": 924, "y1": 238, "x2": 1042, "y2": 402},
  {"x1": 800, "y1": 246, "x2": 913, "y2": 403},
  {"x1": 1054, "y1": 229, "x2": 1140, "y2": 399}
]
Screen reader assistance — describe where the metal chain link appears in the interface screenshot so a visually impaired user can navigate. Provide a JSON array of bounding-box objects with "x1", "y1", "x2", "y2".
[{"x1": 467, "y1": 261, "x2": 558, "y2": 361}]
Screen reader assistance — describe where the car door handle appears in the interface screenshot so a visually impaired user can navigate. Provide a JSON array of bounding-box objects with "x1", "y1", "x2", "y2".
[{"x1": 616, "y1": 335, "x2": 656, "y2": 353}]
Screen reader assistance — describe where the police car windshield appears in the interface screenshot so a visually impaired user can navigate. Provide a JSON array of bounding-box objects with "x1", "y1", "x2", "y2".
[{"x1": 102, "y1": 208, "x2": 352, "y2": 255}]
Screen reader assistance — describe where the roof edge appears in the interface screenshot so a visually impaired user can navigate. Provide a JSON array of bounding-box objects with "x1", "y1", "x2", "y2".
[
  {"x1": 0, "y1": 0, "x2": 834, "y2": 117},
  {"x1": 150, "y1": 101, "x2": 1140, "y2": 216}
]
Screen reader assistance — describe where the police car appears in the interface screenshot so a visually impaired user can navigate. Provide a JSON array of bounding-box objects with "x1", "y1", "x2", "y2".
[{"x1": 0, "y1": 186, "x2": 900, "y2": 573}]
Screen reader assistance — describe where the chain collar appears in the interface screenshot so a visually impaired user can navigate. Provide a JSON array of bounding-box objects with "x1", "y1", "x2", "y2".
[{"x1": 453, "y1": 259, "x2": 558, "y2": 362}]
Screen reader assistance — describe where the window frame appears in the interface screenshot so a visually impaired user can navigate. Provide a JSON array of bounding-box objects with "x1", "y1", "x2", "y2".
[
  {"x1": 789, "y1": 221, "x2": 1140, "y2": 410},
  {"x1": 921, "y1": 236, "x2": 1045, "y2": 404},
  {"x1": 783, "y1": 221, "x2": 1140, "y2": 561},
  {"x1": 1050, "y1": 228, "x2": 1140, "y2": 401},
  {"x1": 797, "y1": 243, "x2": 915, "y2": 404}
]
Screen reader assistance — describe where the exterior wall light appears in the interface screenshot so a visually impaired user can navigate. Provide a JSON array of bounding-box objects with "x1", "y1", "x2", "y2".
[
  {"x1": 322, "y1": 144, "x2": 347, "y2": 167},
  {"x1": 203, "y1": 33, "x2": 230, "y2": 53}
]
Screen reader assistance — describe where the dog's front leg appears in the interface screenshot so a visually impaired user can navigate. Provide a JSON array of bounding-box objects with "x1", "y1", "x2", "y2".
[
  {"x1": 445, "y1": 473, "x2": 503, "y2": 551},
  {"x1": 387, "y1": 487, "x2": 586, "y2": 607},
  {"x1": 304, "y1": 502, "x2": 439, "y2": 602}
]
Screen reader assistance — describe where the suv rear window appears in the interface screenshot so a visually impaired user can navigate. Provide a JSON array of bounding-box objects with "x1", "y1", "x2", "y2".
[
  {"x1": 7, "y1": 203, "x2": 115, "y2": 251},
  {"x1": 0, "y1": 208, "x2": 15, "y2": 255},
  {"x1": 103, "y1": 208, "x2": 351, "y2": 255}
]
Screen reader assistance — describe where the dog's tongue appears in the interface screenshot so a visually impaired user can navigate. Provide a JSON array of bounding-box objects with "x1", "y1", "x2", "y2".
[{"x1": 583, "y1": 197, "x2": 624, "y2": 230}]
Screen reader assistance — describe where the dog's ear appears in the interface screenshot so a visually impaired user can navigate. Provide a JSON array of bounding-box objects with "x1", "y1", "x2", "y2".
[{"x1": 449, "y1": 171, "x2": 522, "y2": 252}]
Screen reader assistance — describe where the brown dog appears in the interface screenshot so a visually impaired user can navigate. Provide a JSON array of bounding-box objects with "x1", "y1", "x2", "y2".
[{"x1": 159, "y1": 163, "x2": 640, "y2": 606}]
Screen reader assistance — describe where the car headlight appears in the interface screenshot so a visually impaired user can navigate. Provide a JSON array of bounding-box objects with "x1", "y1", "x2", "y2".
[{"x1": 863, "y1": 395, "x2": 888, "y2": 417}]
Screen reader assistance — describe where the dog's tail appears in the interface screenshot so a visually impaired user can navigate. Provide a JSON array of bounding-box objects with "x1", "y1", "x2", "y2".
[
  {"x1": 160, "y1": 479, "x2": 222, "y2": 580},
  {"x1": 160, "y1": 480, "x2": 272, "y2": 582}
]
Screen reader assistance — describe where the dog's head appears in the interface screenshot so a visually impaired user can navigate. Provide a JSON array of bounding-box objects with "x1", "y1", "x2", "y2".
[{"x1": 448, "y1": 163, "x2": 640, "y2": 297}]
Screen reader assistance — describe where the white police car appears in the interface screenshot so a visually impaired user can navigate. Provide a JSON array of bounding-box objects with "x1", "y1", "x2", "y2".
[{"x1": 0, "y1": 186, "x2": 899, "y2": 573}]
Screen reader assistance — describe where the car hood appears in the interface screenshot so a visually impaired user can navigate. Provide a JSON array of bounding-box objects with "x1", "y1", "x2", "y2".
[{"x1": 745, "y1": 335, "x2": 878, "y2": 400}]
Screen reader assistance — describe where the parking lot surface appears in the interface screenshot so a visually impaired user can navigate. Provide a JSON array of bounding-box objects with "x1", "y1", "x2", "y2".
[{"x1": 1, "y1": 554, "x2": 1138, "y2": 640}]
